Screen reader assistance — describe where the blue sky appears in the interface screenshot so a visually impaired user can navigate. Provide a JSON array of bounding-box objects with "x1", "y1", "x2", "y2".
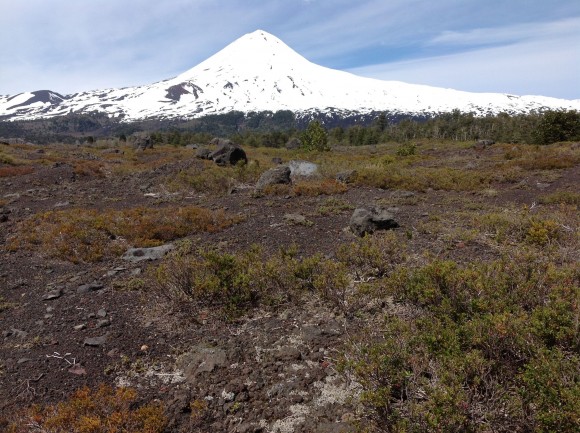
[{"x1": 1, "y1": 0, "x2": 579, "y2": 99}]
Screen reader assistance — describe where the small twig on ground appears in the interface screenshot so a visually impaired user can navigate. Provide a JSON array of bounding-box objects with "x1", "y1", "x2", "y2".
[{"x1": 46, "y1": 351, "x2": 76, "y2": 366}]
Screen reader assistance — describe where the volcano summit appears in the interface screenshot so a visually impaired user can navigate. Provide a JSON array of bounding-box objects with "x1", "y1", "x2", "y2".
[{"x1": 1, "y1": 30, "x2": 579, "y2": 122}]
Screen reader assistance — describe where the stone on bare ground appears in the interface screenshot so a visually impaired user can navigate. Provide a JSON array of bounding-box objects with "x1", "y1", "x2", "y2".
[
  {"x1": 122, "y1": 243, "x2": 175, "y2": 262},
  {"x1": 84, "y1": 333, "x2": 108, "y2": 346},
  {"x1": 284, "y1": 213, "x2": 313, "y2": 226},
  {"x1": 177, "y1": 345, "x2": 227, "y2": 380},
  {"x1": 43, "y1": 288, "x2": 63, "y2": 300},
  {"x1": 77, "y1": 281, "x2": 104, "y2": 294},
  {"x1": 349, "y1": 207, "x2": 399, "y2": 237}
]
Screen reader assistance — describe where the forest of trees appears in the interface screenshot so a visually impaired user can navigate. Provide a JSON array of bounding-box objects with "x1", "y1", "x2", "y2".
[
  {"x1": 146, "y1": 109, "x2": 580, "y2": 148},
  {"x1": 1, "y1": 109, "x2": 578, "y2": 147}
]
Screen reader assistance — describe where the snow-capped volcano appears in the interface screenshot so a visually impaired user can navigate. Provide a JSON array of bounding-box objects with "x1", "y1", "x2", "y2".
[{"x1": 1, "y1": 30, "x2": 579, "y2": 121}]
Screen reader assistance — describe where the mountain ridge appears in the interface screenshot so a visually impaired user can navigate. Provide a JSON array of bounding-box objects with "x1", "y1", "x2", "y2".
[{"x1": 1, "y1": 29, "x2": 579, "y2": 122}]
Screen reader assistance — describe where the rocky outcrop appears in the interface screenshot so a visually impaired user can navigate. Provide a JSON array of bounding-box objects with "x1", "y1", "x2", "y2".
[{"x1": 349, "y1": 207, "x2": 399, "y2": 236}]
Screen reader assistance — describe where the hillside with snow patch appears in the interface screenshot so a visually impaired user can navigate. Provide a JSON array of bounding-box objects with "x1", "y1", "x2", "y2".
[{"x1": 1, "y1": 30, "x2": 579, "y2": 122}]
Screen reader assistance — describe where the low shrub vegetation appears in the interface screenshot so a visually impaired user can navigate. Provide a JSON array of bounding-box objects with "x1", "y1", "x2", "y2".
[
  {"x1": 317, "y1": 197, "x2": 354, "y2": 215},
  {"x1": 7, "y1": 385, "x2": 166, "y2": 433},
  {"x1": 8, "y1": 206, "x2": 242, "y2": 262},
  {"x1": 539, "y1": 191, "x2": 580, "y2": 206},
  {"x1": 292, "y1": 179, "x2": 348, "y2": 196},
  {"x1": 340, "y1": 251, "x2": 580, "y2": 432},
  {"x1": 154, "y1": 245, "x2": 352, "y2": 319}
]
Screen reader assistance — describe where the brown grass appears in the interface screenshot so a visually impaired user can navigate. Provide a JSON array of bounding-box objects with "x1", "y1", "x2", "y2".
[
  {"x1": 6, "y1": 385, "x2": 165, "y2": 433},
  {"x1": 0, "y1": 166, "x2": 34, "y2": 177},
  {"x1": 292, "y1": 179, "x2": 348, "y2": 196},
  {"x1": 8, "y1": 205, "x2": 243, "y2": 263},
  {"x1": 73, "y1": 160, "x2": 106, "y2": 178}
]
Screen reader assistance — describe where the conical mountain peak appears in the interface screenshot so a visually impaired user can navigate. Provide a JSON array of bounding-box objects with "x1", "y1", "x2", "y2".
[
  {"x1": 1, "y1": 30, "x2": 579, "y2": 121},
  {"x1": 176, "y1": 30, "x2": 311, "y2": 81}
]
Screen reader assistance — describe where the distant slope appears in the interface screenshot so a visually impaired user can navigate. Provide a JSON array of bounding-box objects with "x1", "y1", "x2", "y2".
[{"x1": 1, "y1": 30, "x2": 579, "y2": 122}]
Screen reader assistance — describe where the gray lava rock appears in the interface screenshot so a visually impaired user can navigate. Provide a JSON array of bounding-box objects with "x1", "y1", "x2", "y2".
[
  {"x1": 195, "y1": 147, "x2": 213, "y2": 160},
  {"x1": 96, "y1": 319, "x2": 110, "y2": 328},
  {"x1": 10, "y1": 328, "x2": 28, "y2": 339},
  {"x1": 349, "y1": 207, "x2": 399, "y2": 237},
  {"x1": 209, "y1": 140, "x2": 247, "y2": 166},
  {"x1": 284, "y1": 213, "x2": 312, "y2": 226},
  {"x1": 84, "y1": 334, "x2": 108, "y2": 346},
  {"x1": 336, "y1": 170, "x2": 357, "y2": 184},
  {"x1": 43, "y1": 288, "x2": 63, "y2": 300},
  {"x1": 122, "y1": 244, "x2": 174, "y2": 262},
  {"x1": 177, "y1": 346, "x2": 227, "y2": 379},
  {"x1": 77, "y1": 281, "x2": 104, "y2": 294},
  {"x1": 274, "y1": 346, "x2": 302, "y2": 361},
  {"x1": 255, "y1": 165, "x2": 291, "y2": 191}
]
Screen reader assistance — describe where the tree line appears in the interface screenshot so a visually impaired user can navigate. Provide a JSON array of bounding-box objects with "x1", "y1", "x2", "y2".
[
  {"x1": 146, "y1": 109, "x2": 580, "y2": 148},
  {"x1": 1, "y1": 109, "x2": 578, "y2": 146}
]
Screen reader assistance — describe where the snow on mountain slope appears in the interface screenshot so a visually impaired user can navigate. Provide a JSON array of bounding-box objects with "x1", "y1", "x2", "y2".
[{"x1": 1, "y1": 30, "x2": 579, "y2": 121}]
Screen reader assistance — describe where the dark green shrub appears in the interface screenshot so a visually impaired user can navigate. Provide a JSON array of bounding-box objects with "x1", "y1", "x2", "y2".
[
  {"x1": 533, "y1": 110, "x2": 580, "y2": 145},
  {"x1": 521, "y1": 349, "x2": 580, "y2": 432},
  {"x1": 301, "y1": 120, "x2": 329, "y2": 151}
]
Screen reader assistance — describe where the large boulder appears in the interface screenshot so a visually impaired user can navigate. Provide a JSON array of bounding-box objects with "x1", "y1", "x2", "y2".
[
  {"x1": 349, "y1": 207, "x2": 399, "y2": 237},
  {"x1": 288, "y1": 160, "x2": 319, "y2": 179},
  {"x1": 255, "y1": 165, "x2": 291, "y2": 191},
  {"x1": 209, "y1": 140, "x2": 247, "y2": 166}
]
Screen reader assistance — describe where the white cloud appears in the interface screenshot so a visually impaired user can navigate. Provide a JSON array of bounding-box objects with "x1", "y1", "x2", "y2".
[
  {"x1": 0, "y1": 1, "x2": 579, "y2": 99},
  {"x1": 348, "y1": 28, "x2": 580, "y2": 99},
  {"x1": 428, "y1": 17, "x2": 580, "y2": 47}
]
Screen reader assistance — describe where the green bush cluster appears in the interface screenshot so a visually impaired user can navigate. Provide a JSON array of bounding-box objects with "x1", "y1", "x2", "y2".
[
  {"x1": 154, "y1": 245, "x2": 350, "y2": 319},
  {"x1": 341, "y1": 252, "x2": 579, "y2": 432},
  {"x1": 533, "y1": 110, "x2": 580, "y2": 145}
]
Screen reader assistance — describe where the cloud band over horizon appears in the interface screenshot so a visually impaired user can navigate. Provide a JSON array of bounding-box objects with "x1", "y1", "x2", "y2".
[{"x1": 1, "y1": 0, "x2": 579, "y2": 99}]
